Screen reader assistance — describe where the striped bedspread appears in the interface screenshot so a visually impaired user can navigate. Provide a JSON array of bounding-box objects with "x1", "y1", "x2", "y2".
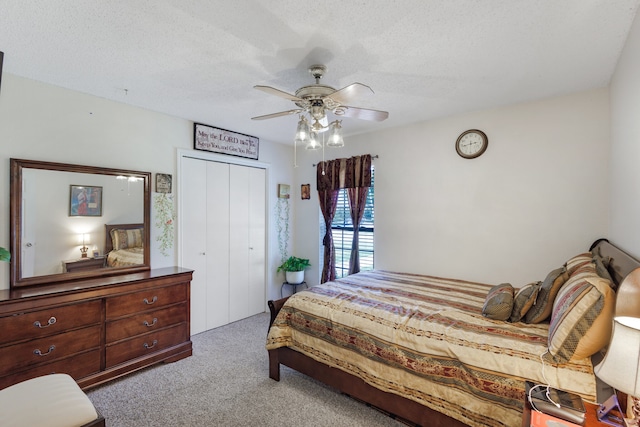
[
  {"x1": 266, "y1": 270, "x2": 596, "y2": 427},
  {"x1": 106, "y1": 247, "x2": 143, "y2": 267}
]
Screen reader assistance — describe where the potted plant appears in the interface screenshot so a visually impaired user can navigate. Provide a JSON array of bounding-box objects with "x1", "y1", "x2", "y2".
[
  {"x1": 0, "y1": 247, "x2": 10, "y2": 262},
  {"x1": 277, "y1": 256, "x2": 311, "y2": 285}
]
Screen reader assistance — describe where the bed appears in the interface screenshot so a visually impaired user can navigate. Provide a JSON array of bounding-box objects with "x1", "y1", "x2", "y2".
[
  {"x1": 104, "y1": 223, "x2": 145, "y2": 267},
  {"x1": 266, "y1": 239, "x2": 640, "y2": 427}
]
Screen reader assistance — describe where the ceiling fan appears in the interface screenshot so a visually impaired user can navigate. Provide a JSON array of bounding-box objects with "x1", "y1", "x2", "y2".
[{"x1": 251, "y1": 65, "x2": 389, "y2": 137}]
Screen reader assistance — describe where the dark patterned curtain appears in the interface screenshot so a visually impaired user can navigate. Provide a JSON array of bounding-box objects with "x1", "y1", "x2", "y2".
[
  {"x1": 347, "y1": 187, "x2": 368, "y2": 275},
  {"x1": 317, "y1": 160, "x2": 340, "y2": 283},
  {"x1": 317, "y1": 155, "x2": 372, "y2": 282}
]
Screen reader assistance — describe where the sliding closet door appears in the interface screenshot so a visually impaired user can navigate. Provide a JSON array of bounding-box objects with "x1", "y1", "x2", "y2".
[
  {"x1": 205, "y1": 161, "x2": 230, "y2": 329},
  {"x1": 228, "y1": 165, "x2": 266, "y2": 322},
  {"x1": 181, "y1": 157, "x2": 208, "y2": 335},
  {"x1": 247, "y1": 167, "x2": 266, "y2": 315},
  {"x1": 181, "y1": 155, "x2": 266, "y2": 334},
  {"x1": 229, "y1": 165, "x2": 250, "y2": 322}
]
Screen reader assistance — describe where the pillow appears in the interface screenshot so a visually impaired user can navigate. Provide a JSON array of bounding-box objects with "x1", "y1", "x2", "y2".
[
  {"x1": 110, "y1": 228, "x2": 144, "y2": 250},
  {"x1": 482, "y1": 283, "x2": 514, "y2": 321},
  {"x1": 509, "y1": 281, "x2": 541, "y2": 323},
  {"x1": 524, "y1": 267, "x2": 569, "y2": 324},
  {"x1": 564, "y1": 252, "x2": 593, "y2": 276},
  {"x1": 547, "y1": 271, "x2": 615, "y2": 363}
]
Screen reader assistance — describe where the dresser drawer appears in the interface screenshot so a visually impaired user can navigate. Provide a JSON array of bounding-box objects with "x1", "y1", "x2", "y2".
[
  {"x1": 106, "y1": 283, "x2": 188, "y2": 320},
  {"x1": 0, "y1": 325, "x2": 101, "y2": 377},
  {"x1": 0, "y1": 349, "x2": 101, "y2": 391},
  {"x1": 106, "y1": 323, "x2": 187, "y2": 368},
  {"x1": 0, "y1": 300, "x2": 101, "y2": 345},
  {"x1": 106, "y1": 303, "x2": 188, "y2": 343}
]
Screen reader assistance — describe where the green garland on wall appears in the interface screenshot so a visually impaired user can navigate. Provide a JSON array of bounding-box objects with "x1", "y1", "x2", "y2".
[
  {"x1": 275, "y1": 197, "x2": 290, "y2": 263},
  {"x1": 154, "y1": 193, "x2": 174, "y2": 257}
]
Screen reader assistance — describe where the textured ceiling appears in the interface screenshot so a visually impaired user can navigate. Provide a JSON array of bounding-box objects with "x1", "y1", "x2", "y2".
[{"x1": 1, "y1": 0, "x2": 638, "y2": 144}]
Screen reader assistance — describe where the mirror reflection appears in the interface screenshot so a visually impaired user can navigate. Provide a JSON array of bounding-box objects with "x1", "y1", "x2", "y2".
[{"x1": 11, "y1": 159, "x2": 151, "y2": 288}]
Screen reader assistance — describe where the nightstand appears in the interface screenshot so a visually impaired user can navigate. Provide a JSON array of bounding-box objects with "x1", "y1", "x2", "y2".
[
  {"x1": 63, "y1": 257, "x2": 106, "y2": 273},
  {"x1": 522, "y1": 396, "x2": 612, "y2": 427},
  {"x1": 281, "y1": 281, "x2": 307, "y2": 298}
]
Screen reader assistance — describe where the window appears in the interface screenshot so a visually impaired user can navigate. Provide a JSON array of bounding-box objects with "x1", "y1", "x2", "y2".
[{"x1": 331, "y1": 168, "x2": 374, "y2": 278}]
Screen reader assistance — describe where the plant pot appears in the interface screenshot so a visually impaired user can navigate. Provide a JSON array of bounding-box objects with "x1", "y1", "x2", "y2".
[{"x1": 285, "y1": 270, "x2": 304, "y2": 285}]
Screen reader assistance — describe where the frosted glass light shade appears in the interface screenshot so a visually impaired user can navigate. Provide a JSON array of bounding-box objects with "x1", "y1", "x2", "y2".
[
  {"x1": 295, "y1": 117, "x2": 310, "y2": 144},
  {"x1": 326, "y1": 121, "x2": 344, "y2": 147},
  {"x1": 306, "y1": 132, "x2": 321, "y2": 150}
]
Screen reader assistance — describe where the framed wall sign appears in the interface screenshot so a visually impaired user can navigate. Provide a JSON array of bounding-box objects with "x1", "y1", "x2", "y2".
[
  {"x1": 70, "y1": 185, "x2": 103, "y2": 217},
  {"x1": 194, "y1": 123, "x2": 259, "y2": 160},
  {"x1": 156, "y1": 173, "x2": 172, "y2": 193}
]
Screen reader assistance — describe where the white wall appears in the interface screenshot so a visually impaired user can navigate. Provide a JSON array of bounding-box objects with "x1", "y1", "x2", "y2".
[
  {"x1": 0, "y1": 74, "x2": 294, "y2": 295},
  {"x1": 610, "y1": 11, "x2": 640, "y2": 257},
  {"x1": 0, "y1": 64, "x2": 629, "y2": 295},
  {"x1": 294, "y1": 89, "x2": 611, "y2": 287}
]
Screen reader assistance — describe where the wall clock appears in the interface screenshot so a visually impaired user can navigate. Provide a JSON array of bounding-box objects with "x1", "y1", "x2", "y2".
[{"x1": 455, "y1": 129, "x2": 488, "y2": 159}]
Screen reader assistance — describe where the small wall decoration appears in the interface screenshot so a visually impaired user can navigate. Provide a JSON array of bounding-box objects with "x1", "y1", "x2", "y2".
[
  {"x1": 156, "y1": 173, "x2": 172, "y2": 193},
  {"x1": 70, "y1": 185, "x2": 102, "y2": 217},
  {"x1": 278, "y1": 184, "x2": 290, "y2": 199},
  {"x1": 194, "y1": 122, "x2": 259, "y2": 160},
  {"x1": 301, "y1": 184, "x2": 310, "y2": 200}
]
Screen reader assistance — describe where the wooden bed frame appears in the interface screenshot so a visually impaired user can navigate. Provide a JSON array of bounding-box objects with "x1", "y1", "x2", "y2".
[{"x1": 267, "y1": 239, "x2": 640, "y2": 427}]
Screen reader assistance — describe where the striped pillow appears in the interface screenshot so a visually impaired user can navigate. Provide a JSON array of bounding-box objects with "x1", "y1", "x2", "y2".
[
  {"x1": 564, "y1": 252, "x2": 593, "y2": 276},
  {"x1": 482, "y1": 283, "x2": 514, "y2": 321},
  {"x1": 524, "y1": 267, "x2": 569, "y2": 324},
  {"x1": 509, "y1": 282, "x2": 541, "y2": 323},
  {"x1": 547, "y1": 271, "x2": 615, "y2": 363},
  {"x1": 110, "y1": 228, "x2": 144, "y2": 250}
]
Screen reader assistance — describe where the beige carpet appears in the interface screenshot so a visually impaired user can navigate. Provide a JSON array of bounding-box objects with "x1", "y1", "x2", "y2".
[{"x1": 87, "y1": 313, "x2": 404, "y2": 426}]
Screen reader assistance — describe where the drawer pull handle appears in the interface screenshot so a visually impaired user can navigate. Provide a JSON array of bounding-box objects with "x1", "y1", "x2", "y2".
[
  {"x1": 143, "y1": 296, "x2": 158, "y2": 305},
  {"x1": 143, "y1": 340, "x2": 158, "y2": 349},
  {"x1": 34, "y1": 317, "x2": 57, "y2": 328},
  {"x1": 143, "y1": 318, "x2": 158, "y2": 327},
  {"x1": 34, "y1": 345, "x2": 55, "y2": 356}
]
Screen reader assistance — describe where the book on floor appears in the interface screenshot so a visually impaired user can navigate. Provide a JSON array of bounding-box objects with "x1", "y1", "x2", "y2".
[{"x1": 530, "y1": 409, "x2": 582, "y2": 427}]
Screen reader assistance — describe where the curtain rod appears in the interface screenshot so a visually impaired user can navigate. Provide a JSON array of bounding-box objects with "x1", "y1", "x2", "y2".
[{"x1": 312, "y1": 155, "x2": 378, "y2": 167}]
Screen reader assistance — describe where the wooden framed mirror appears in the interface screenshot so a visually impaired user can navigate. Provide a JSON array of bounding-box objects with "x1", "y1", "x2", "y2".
[{"x1": 10, "y1": 158, "x2": 151, "y2": 288}]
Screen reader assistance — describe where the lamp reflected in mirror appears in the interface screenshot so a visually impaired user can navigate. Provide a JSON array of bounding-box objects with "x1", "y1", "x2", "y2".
[{"x1": 79, "y1": 233, "x2": 90, "y2": 258}]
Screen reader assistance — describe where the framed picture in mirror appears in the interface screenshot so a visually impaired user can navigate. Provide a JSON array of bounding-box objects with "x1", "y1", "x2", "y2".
[{"x1": 69, "y1": 185, "x2": 102, "y2": 217}]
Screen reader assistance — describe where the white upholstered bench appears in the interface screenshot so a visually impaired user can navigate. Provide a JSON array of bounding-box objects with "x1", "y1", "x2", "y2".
[{"x1": 0, "y1": 374, "x2": 105, "y2": 427}]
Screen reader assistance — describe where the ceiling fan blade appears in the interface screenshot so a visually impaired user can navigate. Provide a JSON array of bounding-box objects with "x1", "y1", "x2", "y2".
[
  {"x1": 254, "y1": 85, "x2": 303, "y2": 102},
  {"x1": 337, "y1": 106, "x2": 389, "y2": 122},
  {"x1": 327, "y1": 83, "x2": 374, "y2": 105},
  {"x1": 251, "y1": 109, "x2": 302, "y2": 120}
]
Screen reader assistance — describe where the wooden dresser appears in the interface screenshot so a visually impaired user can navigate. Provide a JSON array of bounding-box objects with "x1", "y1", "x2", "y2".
[{"x1": 0, "y1": 267, "x2": 192, "y2": 391}]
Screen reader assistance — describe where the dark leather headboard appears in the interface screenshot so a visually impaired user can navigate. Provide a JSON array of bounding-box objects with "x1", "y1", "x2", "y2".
[{"x1": 590, "y1": 238, "x2": 640, "y2": 288}]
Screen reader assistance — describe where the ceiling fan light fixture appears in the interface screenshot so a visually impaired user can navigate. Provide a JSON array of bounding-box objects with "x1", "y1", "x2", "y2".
[
  {"x1": 252, "y1": 64, "x2": 388, "y2": 164},
  {"x1": 326, "y1": 120, "x2": 344, "y2": 147},
  {"x1": 306, "y1": 132, "x2": 321, "y2": 150}
]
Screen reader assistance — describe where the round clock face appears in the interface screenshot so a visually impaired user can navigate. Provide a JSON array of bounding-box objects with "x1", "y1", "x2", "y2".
[{"x1": 456, "y1": 129, "x2": 488, "y2": 159}]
